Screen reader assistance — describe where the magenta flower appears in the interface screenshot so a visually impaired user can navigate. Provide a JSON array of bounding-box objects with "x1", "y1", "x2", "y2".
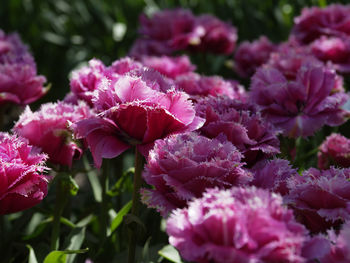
[
  {"x1": 285, "y1": 167, "x2": 350, "y2": 233},
  {"x1": 0, "y1": 132, "x2": 48, "y2": 214},
  {"x1": 175, "y1": 72, "x2": 246, "y2": 101},
  {"x1": 234, "y1": 36, "x2": 276, "y2": 78},
  {"x1": 250, "y1": 64, "x2": 349, "y2": 138},
  {"x1": 141, "y1": 132, "x2": 251, "y2": 216},
  {"x1": 140, "y1": 55, "x2": 195, "y2": 79},
  {"x1": 192, "y1": 14, "x2": 237, "y2": 54},
  {"x1": 195, "y1": 96, "x2": 280, "y2": 166},
  {"x1": 318, "y1": 133, "x2": 350, "y2": 170},
  {"x1": 0, "y1": 30, "x2": 47, "y2": 105},
  {"x1": 167, "y1": 187, "x2": 308, "y2": 263},
  {"x1": 251, "y1": 158, "x2": 297, "y2": 195},
  {"x1": 292, "y1": 4, "x2": 350, "y2": 44},
  {"x1": 72, "y1": 72, "x2": 204, "y2": 168},
  {"x1": 14, "y1": 101, "x2": 93, "y2": 167},
  {"x1": 129, "y1": 39, "x2": 174, "y2": 58},
  {"x1": 319, "y1": 222, "x2": 350, "y2": 263}
]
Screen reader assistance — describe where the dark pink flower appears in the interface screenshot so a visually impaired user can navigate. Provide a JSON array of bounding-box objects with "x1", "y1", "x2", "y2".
[
  {"x1": 0, "y1": 30, "x2": 47, "y2": 105},
  {"x1": 285, "y1": 167, "x2": 350, "y2": 233},
  {"x1": 167, "y1": 187, "x2": 308, "y2": 263},
  {"x1": 140, "y1": 55, "x2": 195, "y2": 79},
  {"x1": 141, "y1": 132, "x2": 251, "y2": 216},
  {"x1": 195, "y1": 96, "x2": 280, "y2": 166},
  {"x1": 72, "y1": 73, "x2": 204, "y2": 168},
  {"x1": 175, "y1": 72, "x2": 246, "y2": 101},
  {"x1": 0, "y1": 132, "x2": 48, "y2": 214},
  {"x1": 192, "y1": 14, "x2": 237, "y2": 54},
  {"x1": 251, "y1": 158, "x2": 297, "y2": 195},
  {"x1": 318, "y1": 133, "x2": 350, "y2": 170},
  {"x1": 14, "y1": 101, "x2": 93, "y2": 167},
  {"x1": 292, "y1": 4, "x2": 350, "y2": 44},
  {"x1": 319, "y1": 222, "x2": 350, "y2": 263},
  {"x1": 234, "y1": 36, "x2": 276, "y2": 78},
  {"x1": 250, "y1": 64, "x2": 349, "y2": 138},
  {"x1": 129, "y1": 39, "x2": 174, "y2": 58}
]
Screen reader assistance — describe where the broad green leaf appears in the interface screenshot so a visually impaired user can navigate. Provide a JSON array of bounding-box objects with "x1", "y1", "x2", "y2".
[
  {"x1": 65, "y1": 228, "x2": 86, "y2": 263},
  {"x1": 84, "y1": 156, "x2": 102, "y2": 202},
  {"x1": 26, "y1": 245, "x2": 38, "y2": 263},
  {"x1": 43, "y1": 249, "x2": 88, "y2": 263},
  {"x1": 23, "y1": 217, "x2": 53, "y2": 240},
  {"x1": 109, "y1": 200, "x2": 132, "y2": 235},
  {"x1": 158, "y1": 245, "x2": 183, "y2": 263}
]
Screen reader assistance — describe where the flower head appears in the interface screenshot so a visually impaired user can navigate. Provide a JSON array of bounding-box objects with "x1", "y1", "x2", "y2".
[
  {"x1": 0, "y1": 30, "x2": 47, "y2": 105},
  {"x1": 14, "y1": 101, "x2": 93, "y2": 167},
  {"x1": 0, "y1": 132, "x2": 48, "y2": 214},
  {"x1": 142, "y1": 132, "x2": 251, "y2": 216},
  {"x1": 167, "y1": 187, "x2": 308, "y2": 263}
]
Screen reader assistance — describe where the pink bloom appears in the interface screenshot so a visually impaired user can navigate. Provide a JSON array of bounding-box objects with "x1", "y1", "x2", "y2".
[
  {"x1": 0, "y1": 132, "x2": 48, "y2": 214},
  {"x1": 234, "y1": 36, "x2": 276, "y2": 78},
  {"x1": 175, "y1": 72, "x2": 246, "y2": 101},
  {"x1": 285, "y1": 167, "x2": 350, "y2": 233},
  {"x1": 292, "y1": 4, "x2": 350, "y2": 44},
  {"x1": 141, "y1": 132, "x2": 251, "y2": 216},
  {"x1": 318, "y1": 133, "x2": 350, "y2": 170},
  {"x1": 251, "y1": 158, "x2": 297, "y2": 195},
  {"x1": 319, "y1": 222, "x2": 350, "y2": 263},
  {"x1": 192, "y1": 14, "x2": 237, "y2": 54},
  {"x1": 14, "y1": 101, "x2": 93, "y2": 167},
  {"x1": 195, "y1": 96, "x2": 280, "y2": 166},
  {"x1": 72, "y1": 72, "x2": 204, "y2": 168},
  {"x1": 140, "y1": 55, "x2": 195, "y2": 79},
  {"x1": 129, "y1": 38, "x2": 174, "y2": 58},
  {"x1": 0, "y1": 30, "x2": 47, "y2": 105},
  {"x1": 250, "y1": 64, "x2": 349, "y2": 138},
  {"x1": 311, "y1": 36, "x2": 350, "y2": 74},
  {"x1": 167, "y1": 187, "x2": 308, "y2": 263}
]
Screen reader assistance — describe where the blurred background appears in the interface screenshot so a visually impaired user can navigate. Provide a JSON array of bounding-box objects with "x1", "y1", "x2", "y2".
[{"x1": 1, "y1": 0, "x2": 348, "y2": 105}]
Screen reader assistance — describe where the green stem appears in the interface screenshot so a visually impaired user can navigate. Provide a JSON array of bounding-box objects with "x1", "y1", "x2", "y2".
[
  {"x1": 100, "y1": 160, "x2": 110, "y2": 242},
  {"x1": 51, "y1": 174, "x2": 69, "y2": 250},
  {"x1": 128, "y1": 148, "x2": 144, "y2": 263}
]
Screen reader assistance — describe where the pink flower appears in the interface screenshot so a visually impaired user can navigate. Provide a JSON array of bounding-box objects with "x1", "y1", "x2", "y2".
[
  {"x1": 129, "y1": 39, "x2": 174, "y2": 58},
  {"x1": 72, "y1": 72, "x2": 204, "y2": 168},
  {"x1": 167, "y1": 187, "x2": 308, "y2": 263},
  {"x1": 192, "y1": 14, "x2": 237, "y2": 54},
  {"x1": 0, "y1": 132, "x2": 48, "y2": 214},
  {"x1": 0, "y1": 30, "x2": 47, "y2": 105},
  {"x1": 285, "y1": 167, "x2": 350, "y2": 233},
  {"x1": 14, "y1": 101, "x2": 93, "y2": 167},
  {"x1": 250, "y1": 64, "x2": 349, "y2": 138},
  {"x1": 140, "y1": 55, "x2": 195, "y2": 79},
  {"x1": 251, "y1": 158, "x2": 297, "y2": 195},
  {"x1": 311, "y1": 36, "x2": 350, "y2": 74},
  {"x1": 292, "y1": 4, "x2": 350, "y2": 44},
  {"x1": 319, "y1": 222, "x2": 350, "y2": 263},
  {"x1": 195, "y1": 96, "x2": 280, "y2": 166},
  {"x1": 141, "y1": 132, "x2": 251, "y2": 216},
  {"x1": 318, "y1": 133, "x2": 350, "y2": 170},
  {"x1": 175, "y1": 72, "x2": 246, "y2": 101},
  {"x1": 234, "y1": 36, "x2": 276, "y2": 78}
]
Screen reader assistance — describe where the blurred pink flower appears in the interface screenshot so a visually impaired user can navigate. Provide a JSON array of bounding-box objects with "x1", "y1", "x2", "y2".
[
  {"x1": 72, "y1": 72, "x2": 204, "y2": 168},
  {"x1": 0, "y1": 30, "x2": 47, "y2": 105},
  {"x1": 14, "y1": 101, "x2": 93, "y2": 167},
  {"x1": 141, "y1": 132, "x2": 251, "y2": 216},
  {"x1": 234, "y1": 36, "x2": 276, "y2": 78},
  {"x1": 140, "y1": 55, "x2": 195, "y2": 79},
  {"x1": 318, "y1": 133, "x2": 350, "y2": 170},
  {"x1": 292, "y1": 4, "x2": 350, "y2": 44},
  {"x1": 285, "y1": 167, "x2": 350, "y2": 233},
  {"x1": 175, "y1": 72, "x2": 246, "y2": 101},
  {"x1": 250, "y1": 64, "x2": 349, "y2": 138},
  {"x1": 0, "y1": 132, "x2": 48, "y2": 214},
  {"x1": 167, "y1": 187, "x2": 308, "y2": 263},
  {"x1": 195, "y1": 96, "x2": 280, "y2": 166}
]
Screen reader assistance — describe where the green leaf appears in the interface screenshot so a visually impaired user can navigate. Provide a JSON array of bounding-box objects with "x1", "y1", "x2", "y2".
[
  {"x1": 26, "y1": 245, "x2": 38, "y2": 263},
  {"x1": 84, "y1": 156, "x2": 102, "y2": 202},
  {"x1": 43, "y1": 249, "x2": 88, "y2": 263},
  {"x1": 158, "y1": 245, "x2": 183, "y2": 263},
  {"x1": 23, "y1": 217, "x2": 53, "y2": 240},
  {"x1": 109, "y1": 200, "x2": 132, "y2": 235},
  {"x1": 65, "y1": 228, "x2": 86, "y2": 263},
  {"x1": 107, "y1": 167, "x2": 134, "y2": 197}
]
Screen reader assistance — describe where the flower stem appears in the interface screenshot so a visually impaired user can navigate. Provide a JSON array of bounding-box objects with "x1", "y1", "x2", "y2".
[
  {"x1": 100, "y1": 160, "x2": 110, "y2": 242},
  {"x1": 128, "y1": 147, "x2": 144, "y2": 263},
  {"x1": 50, "y1": 174, "x2": 69, "y2": 250}
]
